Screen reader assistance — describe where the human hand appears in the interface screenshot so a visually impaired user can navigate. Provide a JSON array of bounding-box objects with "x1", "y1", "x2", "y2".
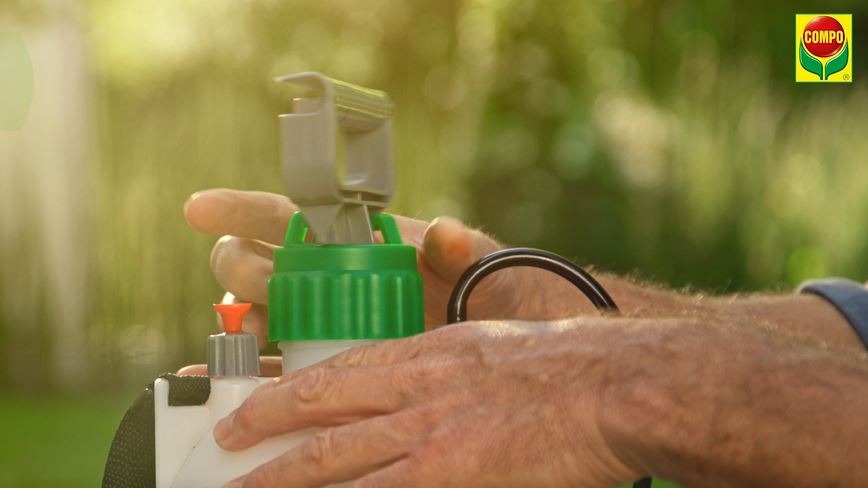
[
  {"x1": 184, "y1": 189, "x2": 593, "y2": 344},
  {"x1": 214, "y1": 319, "x2": 641, "y2": 488}
]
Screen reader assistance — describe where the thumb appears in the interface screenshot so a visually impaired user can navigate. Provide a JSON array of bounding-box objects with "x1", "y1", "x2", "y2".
[
  {"x1": 422, "y1": 216, "x2": 503, "y2": 284},
  {"x1": 421, "y1": 217, "x2": 524, "y2": 321}
]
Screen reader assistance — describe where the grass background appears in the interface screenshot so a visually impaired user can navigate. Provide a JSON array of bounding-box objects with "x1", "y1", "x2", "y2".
[{"x1": 0, "y1": 394, "x2": 133, "y2": 487}]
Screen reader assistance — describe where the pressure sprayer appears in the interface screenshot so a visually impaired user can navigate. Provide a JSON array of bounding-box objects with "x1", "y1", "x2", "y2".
[{"x1": 101, "y1": 72, "x2": 652, "y2": 488}]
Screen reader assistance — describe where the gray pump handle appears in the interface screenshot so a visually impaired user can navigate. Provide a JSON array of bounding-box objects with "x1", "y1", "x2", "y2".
[{"x1": 276, "y1": 72, "x2": 394, "y2": 244}]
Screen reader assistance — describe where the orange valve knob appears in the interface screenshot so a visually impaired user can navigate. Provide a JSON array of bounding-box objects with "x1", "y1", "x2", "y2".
[
  {"x1": 213, "y1": 303, "x2": 252, "y2": 334},
  {"x1": 208, "y1": 303, "x2": 259, "y2": 377}
]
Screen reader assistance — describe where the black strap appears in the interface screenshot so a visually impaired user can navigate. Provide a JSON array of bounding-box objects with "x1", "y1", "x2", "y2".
[
  {"x1": 798, "y1": 278, "x2": 868, "y2": 349},
  {"x1": 102, "y1": 374, "x2": 211, "y2": 488}
]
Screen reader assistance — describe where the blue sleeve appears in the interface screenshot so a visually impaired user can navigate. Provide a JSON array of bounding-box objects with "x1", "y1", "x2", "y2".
[{"x1": 798, "y1": 278, "x2": 868, "y2": 350}]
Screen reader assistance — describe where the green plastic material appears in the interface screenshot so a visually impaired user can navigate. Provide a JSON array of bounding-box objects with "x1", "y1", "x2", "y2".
[{"x1": 268, "y1": 212, "x2": 425, "y2": 341}]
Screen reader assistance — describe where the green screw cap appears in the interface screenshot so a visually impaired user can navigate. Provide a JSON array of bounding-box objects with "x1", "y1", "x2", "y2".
[{"x1": 268, "y1": 212, "x2": 425, "y2": 341}]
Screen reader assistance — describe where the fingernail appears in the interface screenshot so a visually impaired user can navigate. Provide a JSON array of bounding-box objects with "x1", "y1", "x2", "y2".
[
  {"x1": 184, "y1": 190, "x2": 205, "y2": 210},
  {"x1": 427, "y1": 217, "x2": 466, "y2": 252},
  {"x1": 214, "y1": 413, "x2": 235, "y2": 443}
]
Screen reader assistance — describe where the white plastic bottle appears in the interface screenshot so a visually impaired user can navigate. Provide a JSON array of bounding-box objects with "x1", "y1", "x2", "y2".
[
  {"x1": 153, "y1": 72, "x2": 425, "y2": 488},
  {"x1": 155, "y1": 304, "x2": 362, "y2": 488}
]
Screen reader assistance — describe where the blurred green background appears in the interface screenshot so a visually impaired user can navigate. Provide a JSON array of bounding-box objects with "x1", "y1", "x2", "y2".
[{"x1": 0, "y1": 0, "x2": 865, "y2": 486}]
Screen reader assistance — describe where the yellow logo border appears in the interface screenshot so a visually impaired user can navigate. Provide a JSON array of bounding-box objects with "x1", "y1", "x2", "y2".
[{"x1": 795, "y1": 13, "x2": 853, "y2": 84}]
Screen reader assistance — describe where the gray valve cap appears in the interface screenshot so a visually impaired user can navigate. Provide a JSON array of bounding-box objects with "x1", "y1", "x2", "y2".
[
  {"x1": 207, "y1": 332, "x2": 260, "y2": 377},
  {"x1": 208, "y1": 303, "x2": 261, "y2": 377}
]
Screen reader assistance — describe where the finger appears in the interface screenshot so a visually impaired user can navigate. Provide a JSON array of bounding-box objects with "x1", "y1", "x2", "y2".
[
  {"x1": 315, "y1": 336, "x2": 425, "y2": 369},
  {"x1": 220, "y1": 293, "x2": 269, "y2": 349},
  {"x1": 247, "y1": 336, "x2": 429, "y2": 396},
  {"x1": 235, "y1": 409, "x2": 433, "y2": 488},
  {"x1": 314, "y1": 323, "x2": 480, "y2": 370},
  {"x1": 211, "y1": 236, "x2": 275, "y2": 304},
  {"x1": 388, "y1": 214, "x2": 429, "y2": 249},
  {"x1": 421, "y1": 217, "x2": 523, "y2": 322},
  {"x1": 215, "y1": 365, "x2": 419, "y2": 450},
  {"x1": 184, "y1": 188, "x2": 428, "y2": 247},
  {"x1": 258, "y1": 357, "x2": 284, "y2": 377},
  {"x1": 422, "y1": 216, "x2": 502, "y2": 283},
  {"x1": 176, "y1": 357, "x2": 283, "y2": 377},
  {"x1": 266, "y1": 327, "x2": 470, "y2": 392},
  {"x1": 185, "y1": 189, "x2": 297, "y2": 245},
  {"x1": 176, "y1": 364, "x2": 208, "y2": 376}
]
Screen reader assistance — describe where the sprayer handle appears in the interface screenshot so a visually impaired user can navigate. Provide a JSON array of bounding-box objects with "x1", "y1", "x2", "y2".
[{"x1": 283, "y1": 211, "x2": 403, "y2": 246}]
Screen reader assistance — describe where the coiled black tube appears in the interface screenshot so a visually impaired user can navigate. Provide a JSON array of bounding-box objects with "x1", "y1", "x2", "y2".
[{"x1": 445, "y1": 247, "x2": 653, "y2": 488}]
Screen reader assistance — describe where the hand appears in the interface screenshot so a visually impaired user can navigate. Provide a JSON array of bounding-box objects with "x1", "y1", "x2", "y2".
[
  {"x1": 184, "y1": 189, "x2": 595, "y2": 344},
  {"x1": 214, "y1": 320, "x2": 641, "y2": 488}
]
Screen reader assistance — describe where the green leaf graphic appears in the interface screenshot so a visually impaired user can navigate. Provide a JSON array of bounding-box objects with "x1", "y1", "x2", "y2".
[
  {"x1": 799, "y1": 42, "x2": 823, "y2": 80},
  {"x1": 824, "y1": 42, "x2": 849, "y2": 80}
]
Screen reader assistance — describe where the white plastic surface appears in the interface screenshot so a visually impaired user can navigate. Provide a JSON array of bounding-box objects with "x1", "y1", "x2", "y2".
[
  {"x1": 156, "y1": 340, "x2": 373, "y2": 488},
  {"x1": 154, "y1": 379, "x2": 210, "y2": 488}
]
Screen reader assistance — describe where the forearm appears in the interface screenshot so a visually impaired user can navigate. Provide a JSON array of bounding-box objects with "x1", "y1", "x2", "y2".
[
  {"x1": 714, "y1": 292, "x2": 864, "y2": 351},
  {"x1": 592, "y1": 273, "x2": 864, "y2": 351},
  {"x1": 601, "y1": 319, "x2": 868, "y2": 487}
]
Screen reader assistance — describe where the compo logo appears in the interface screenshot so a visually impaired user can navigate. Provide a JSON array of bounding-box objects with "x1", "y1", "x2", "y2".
[{"x1": 796, "y1": 14, "x2": 852, "y2": 83}]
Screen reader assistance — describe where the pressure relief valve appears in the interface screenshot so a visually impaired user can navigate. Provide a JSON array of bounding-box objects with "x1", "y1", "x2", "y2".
[
  {"x1": 208, "y1": 303, "x2": 259, "y2": 377},
  {"x1": 154, "y1": 303, "x2": 286, "y2": 488}
]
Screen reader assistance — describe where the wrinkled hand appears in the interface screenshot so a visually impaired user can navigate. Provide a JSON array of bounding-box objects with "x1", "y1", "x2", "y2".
[
  {"x1": 214, "y1": 320, "x2": 640, "y2": 488},
  {"x1": 184, "y1": 189, "x2": 590, "y2": 345}
]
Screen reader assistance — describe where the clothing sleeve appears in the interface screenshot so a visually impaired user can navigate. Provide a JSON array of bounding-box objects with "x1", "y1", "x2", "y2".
[{"x1": 798, "y1": 278, "x2": 868, "y2": 350}]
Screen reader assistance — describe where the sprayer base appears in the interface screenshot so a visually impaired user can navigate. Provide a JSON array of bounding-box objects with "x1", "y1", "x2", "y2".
[{"x1": 155, "y1": 341, "x2": 375, "y2": 488}]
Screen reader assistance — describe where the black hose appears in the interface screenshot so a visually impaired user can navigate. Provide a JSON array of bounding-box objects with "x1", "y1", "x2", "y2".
[{"x1": 445, "y1": 247, "x2": 653, "y2": 488}]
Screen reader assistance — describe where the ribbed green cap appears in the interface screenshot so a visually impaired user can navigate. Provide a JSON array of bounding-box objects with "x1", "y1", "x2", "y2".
[{"x1": 268, "y1": 212, "x2": 425, "y2": 341}]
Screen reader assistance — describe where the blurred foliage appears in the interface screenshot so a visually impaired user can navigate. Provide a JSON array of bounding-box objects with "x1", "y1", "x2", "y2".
[
  {"x1": 472, "y1": 0, "x2": 868, "y2": 292},
  {"x1": 1, "y1": 3, "x2": 868, "y2": 483}
]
